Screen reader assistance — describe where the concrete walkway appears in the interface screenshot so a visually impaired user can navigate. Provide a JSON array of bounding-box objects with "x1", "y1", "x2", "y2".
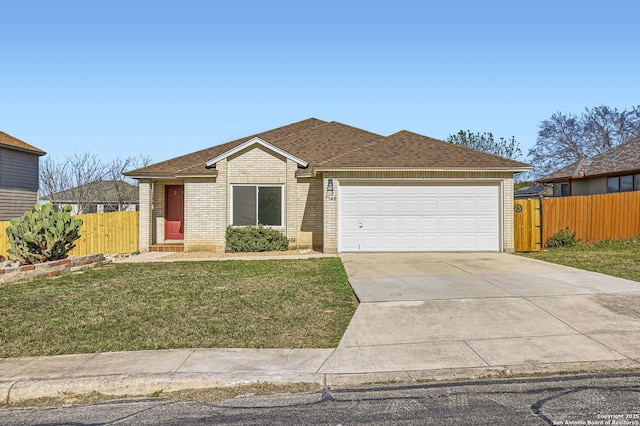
[{"x1": 2, "y1": 252, "x2": 640, "y2": 403}]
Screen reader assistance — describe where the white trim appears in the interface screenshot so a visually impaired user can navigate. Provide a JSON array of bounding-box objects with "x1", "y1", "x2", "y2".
[
  {"x1": 205, "y1": 137, "x2": 308, "y2": 168},
  {"x1": 229, "y1": 184, "x2": 285, "y2": 227}
]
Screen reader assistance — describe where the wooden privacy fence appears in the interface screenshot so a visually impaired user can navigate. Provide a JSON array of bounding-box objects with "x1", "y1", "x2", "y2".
[
  {"x1": 542, "y1": 191, "x2": 640, "y2": 245},
  {"x1": 514, "y1": 191, "x2": 640, "y2": 251},
  {"x1": 0, "y1": 211, "x2": 139, "y2": 258}
]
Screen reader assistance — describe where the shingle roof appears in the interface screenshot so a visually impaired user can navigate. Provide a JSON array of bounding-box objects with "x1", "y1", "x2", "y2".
[
  {"x1": 125, "y1": 119, "x2": 530, "y2": 177},
  {"x1": 126, "y1": 118, "x2": 327, "y2": 177},
  {"x1": 538, "y1": 135, "x2": 640, "y2": 182},
  {"x1": 41, "y1": 181, "x2": 138, "y2": 203},
  {"x1": 0, "y1": 131, "x2": 46, "y2": 155},
  {"x1": 319, "y1": 130, "x2": 530, "y2": 169}
]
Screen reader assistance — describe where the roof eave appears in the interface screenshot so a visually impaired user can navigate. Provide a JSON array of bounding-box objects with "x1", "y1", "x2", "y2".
[
  {"x1": 0, "y1": 143, "x2": 46, "y2": 156},
  {"x1": 312, "y1": 166, "x2": 531, "y2": 176}
]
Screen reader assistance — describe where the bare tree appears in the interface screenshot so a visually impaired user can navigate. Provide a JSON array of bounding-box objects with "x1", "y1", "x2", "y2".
[
  {"x1": 529, "y1": 105, "x2": 640, "y2": 177},
  {"x1": 104, "y1": 155, "x2": 152, "y2": 212},
  {"x1": 40, "y1": 153, "x2": 152, "y2": 214}
]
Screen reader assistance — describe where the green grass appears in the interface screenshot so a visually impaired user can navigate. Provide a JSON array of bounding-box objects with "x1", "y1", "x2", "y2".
[
  {"x1": 0, "y1": 258, "x2": 357, "y2": 358},
  {"x1": 519, "y1": 237, "x2": 640, "y2": 282}
]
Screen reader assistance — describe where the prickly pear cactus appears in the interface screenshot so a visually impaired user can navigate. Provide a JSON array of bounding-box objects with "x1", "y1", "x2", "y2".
[{"x1": 5, "y1": 203, "x2": 83, "y2": 265}]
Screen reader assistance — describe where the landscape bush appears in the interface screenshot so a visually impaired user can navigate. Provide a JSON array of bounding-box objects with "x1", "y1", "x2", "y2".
[
  {"x1": 546, "y1": 226, "x2": 579, "y2": 248},
  {"x1": 225, "y1": 225, "x2": 289, "y2": 253}
]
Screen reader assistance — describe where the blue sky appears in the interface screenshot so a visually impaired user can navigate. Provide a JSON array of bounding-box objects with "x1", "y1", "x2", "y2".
[{"x1": 1, "y1": 0, "x2": 639, "y2": 169}]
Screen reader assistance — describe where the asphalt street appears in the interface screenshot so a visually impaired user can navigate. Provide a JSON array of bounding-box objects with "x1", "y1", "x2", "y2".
[{"x1": 1, "y1": 373, "x2": 639, "y2": 425}]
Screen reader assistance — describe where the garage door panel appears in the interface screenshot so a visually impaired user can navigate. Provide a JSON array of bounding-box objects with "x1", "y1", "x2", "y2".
[
  {"x1": 458, "y1": 199, "x2": 478, "y2": 214},
  {"x1": 419, "y1": 235, "x2": 438, "y2": 250},
  {"x1": 361, "y1": 200, "x2": 379, "y2": 214},
  {"x1": 438, "y1": 199, "x2": 459, "y2": 214},
  {"x1": 438, "y1": 217, "x2": 459, "y2": 233},
  {"x1": 419, "y1": 200, "x2": 438, "y2": 214},
  {"x1": 380, "y1": 200, "x2": 399, "y2": 214},
  {"x1": 459, "y1": 217, "x2": 479, "y2": 231},
  {"x1": 378, "y1": 186, "x2": 398, "y2": 197},
  {"x1": 400, "y1": 199, "x2": 419, "y2": 214},
  {"x1": 340, "y1": 184, "x2": 499, "y2": 252},
  {"x1": 398, "y1": 186, "x2": 419, "y2": 197},
  {"x1": 477, "y1": 217, "x2": 499, "y2": 232},
  {"x1": 361, "y1": 217, "x2": 379, "y2": 232},
  {"x1": 358, "y1": 186, "x2": 379, "y2": 197},
  {"x1": 380, "y1": 217, "x2": 399, "y2": 232},
  {"x1": 477, "y1": 198, "x2": 497, "y2": 213},
  {"x1": 399, "y1": 216, "x2": 418, "y2": 232}
]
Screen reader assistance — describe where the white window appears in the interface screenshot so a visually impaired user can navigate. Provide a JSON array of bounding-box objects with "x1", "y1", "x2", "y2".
[{"x1": 231, "y1": 185, "x2": 283, "y2": 226}]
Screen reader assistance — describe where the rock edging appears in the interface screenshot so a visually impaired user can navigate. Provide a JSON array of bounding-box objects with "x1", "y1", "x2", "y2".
[{"x1": 0, "y1": 254, "x2": 106, "y2": 284}]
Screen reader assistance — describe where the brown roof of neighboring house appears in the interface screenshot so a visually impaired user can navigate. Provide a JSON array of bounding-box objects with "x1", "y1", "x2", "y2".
[
  {"x1": 41, "y1": 180, "x2": 139, "y2": 203},
  {"x1": 125, "y1": 118, "x2": 530, "y2": 177},
  {"x1": 0, "y1": 131, "x2": 46, "y2": 155},
  {"x1": 538, "y1": 135, "x2": 640, "y2": 182}
]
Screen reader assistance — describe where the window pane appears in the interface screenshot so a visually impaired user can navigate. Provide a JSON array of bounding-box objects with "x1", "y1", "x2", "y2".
[
  {"x1": 233, "y1": 186, "x2": 256, "y2": 225},
  {"x1": 635, "y1": 175, "x2": 640, "y2": 191},
  {"x1": 607, "y1": 177, "x2": 619, "y2": 193},
  {"x1": 621, "y1": 175, "x2": 633, "y2": 192},
  {"x1": 560, "y1": 183, "x2": 569, "y2": 196},
  {"x1": 258, "y1": 187, "x2": 282, "y2": 226}
]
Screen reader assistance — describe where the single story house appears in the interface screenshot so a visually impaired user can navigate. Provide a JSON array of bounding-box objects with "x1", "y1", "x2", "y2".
[
  {"x1": 125, "y1": 119, "x2": 530, "y2": 254},
  {"x1": 514, "y1": 183, "x2": 553, "y2": 199},
  {"x1": 40, "y1": 180, "x2": 139, "y2": 215},
  {"x1": 0, "y1": 131, "x2": 46, "y2": 220},
  {"x1": 538, "y1": 135, "x2": 640, "y2": 196}
]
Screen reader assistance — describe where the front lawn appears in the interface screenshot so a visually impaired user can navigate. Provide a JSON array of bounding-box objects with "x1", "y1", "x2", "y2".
[
  {"x1": 0, "y1": 258, "x2": 357, "y2": 358},
  {"x1": 519, "y1": 237, "x2": 640, "y2": 282}
]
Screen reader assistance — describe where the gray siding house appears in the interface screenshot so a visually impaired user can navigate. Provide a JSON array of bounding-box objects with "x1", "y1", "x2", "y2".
[{"x1": 0, "y1": 131, "x2": 46, "y2": 220}]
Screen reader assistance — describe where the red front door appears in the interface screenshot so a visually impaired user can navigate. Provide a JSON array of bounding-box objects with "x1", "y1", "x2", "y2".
[{"x1": 165, "y1": 185, "x2": 184, "y2": 240}]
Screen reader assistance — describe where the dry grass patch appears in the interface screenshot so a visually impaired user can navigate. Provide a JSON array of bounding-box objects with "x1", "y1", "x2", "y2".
[{"x1": 0, "y1": 259, "x2": 357, "y2": 358}]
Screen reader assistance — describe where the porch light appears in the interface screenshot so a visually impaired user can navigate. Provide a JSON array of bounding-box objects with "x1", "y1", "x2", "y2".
[{"x1": 327, "y1": 179, "x2": 334, "y2": 193}]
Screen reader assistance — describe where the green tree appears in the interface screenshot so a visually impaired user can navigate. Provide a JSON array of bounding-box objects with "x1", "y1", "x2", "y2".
[{"x1": 447, "y1": 130, "x2": 522, "y2": 160}]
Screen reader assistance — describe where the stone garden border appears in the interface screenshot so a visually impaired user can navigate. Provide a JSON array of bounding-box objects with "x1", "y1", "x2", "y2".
[{"x1": 0, "y1": 254, "x2": 106, "y2": 284}]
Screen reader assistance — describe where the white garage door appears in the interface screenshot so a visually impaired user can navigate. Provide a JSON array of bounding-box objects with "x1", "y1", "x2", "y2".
[{"x1": 339, "y1": 183, "x2": 500, "y2": 252}]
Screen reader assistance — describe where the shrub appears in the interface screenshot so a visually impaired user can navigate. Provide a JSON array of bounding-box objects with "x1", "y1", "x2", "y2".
[
  {"x1": 225, "y1": 225, "x2": 289, "y2": 253},
  {"x1": 546, "y1": 227, "x2": 579, "y2": 248},
  {"x1": 6, "y1": 204, "x2": 83, "y2": 265}
]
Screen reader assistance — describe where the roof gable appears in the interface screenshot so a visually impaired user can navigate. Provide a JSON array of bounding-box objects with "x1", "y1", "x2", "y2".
[
  {"x1": 125, "y1": 118, "x2": 327, "y2": 177},
  {"x1": 0, "y1": 131, "x2": 46, "y2": 156},
  {"x1": 204, "y1": 137, "x2": 308, "y2": 168},
  {"x1": 539, "y1": 135, "x2": 640, "y2": 182}
]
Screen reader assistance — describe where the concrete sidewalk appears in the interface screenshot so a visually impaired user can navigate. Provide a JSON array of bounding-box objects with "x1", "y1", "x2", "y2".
[{"x1": 2, "y1": 252, "x2": 640, "y2": 404}]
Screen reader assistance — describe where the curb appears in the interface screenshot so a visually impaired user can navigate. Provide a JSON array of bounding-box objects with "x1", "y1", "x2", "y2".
[{"x1": 3, "y1": 359, "x2": 640, "y2": 404}]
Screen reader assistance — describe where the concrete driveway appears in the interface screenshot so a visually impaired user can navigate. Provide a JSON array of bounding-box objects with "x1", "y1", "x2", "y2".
[{"x1": 319, "y1": 252, "x2": 640, "y2": 382}]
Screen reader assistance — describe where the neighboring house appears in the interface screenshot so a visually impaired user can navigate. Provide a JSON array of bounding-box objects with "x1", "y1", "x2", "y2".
[
  {"x1": 41, "y1": 180, "x2": 139, "y2": 215},
  {"x1": 514, "y1": 183, "x2": 553, "y2": 199},
  {"x1": 537, "y1": 135, "x2": 640, "y2": 196},
  {"x1": 125, "y1": 118, "x2": 530, "y2": 254},
  {"x1": 0, "y1": 131, "x2": 46, "y2": 220}
]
